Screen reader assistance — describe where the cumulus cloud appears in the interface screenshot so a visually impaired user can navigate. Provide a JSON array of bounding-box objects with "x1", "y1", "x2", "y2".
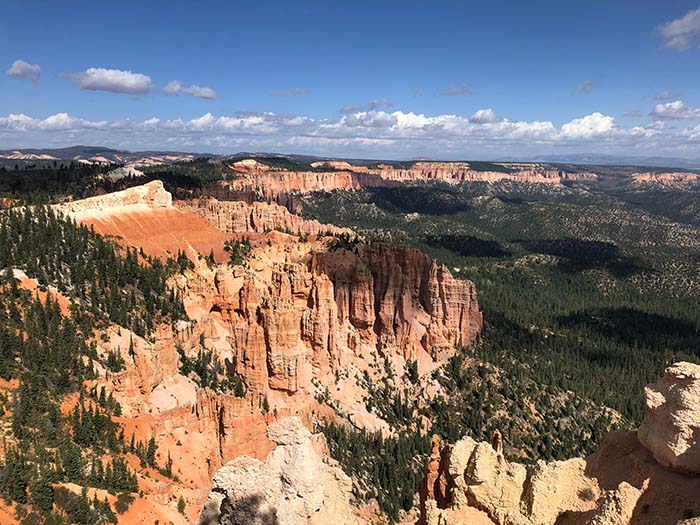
[
  {"x1": 630, "y1": 121, "x2": 665, "y2": 138},
  {"x1": 339, "y1": 99, "x2": 394, "y2": 114},
  {"x1": 683, "y1": 124, "x2": 700, "y2": 140},
  {"x1": 67, "y1": 68, "x2": 153, "y2": 94},
  {"x1": 441, "y1": 84, "x2": 470, "y2": 96},
  {"x1": 6, "y1": 59, "x2": 41, "y2": 82},
  {"x1": 0, "y1": 108, "x2": 684, "y2": 157},
  {"x1": 0, "y1": 112, "x2": 119, "y2": 131},
  {"x1": 651, "y1": 99, "x2": 700, "y2": 119},
  {"x1": 164, "y1": 80, "x2": 217, "y2": 99},
  {"x1": 576, "y1": 80, "x2": 593, "y2": 94},
  {"x1": 560, "y1": 112, "x2": 614, "y2": 138},
  {"x1": 272, "y1": 87, "x2": 308, "y2": 97},
  {"x1": 659, "y1": 6, "x2": 700, "y2": 50},
  {"x1": 469, "y1": 109, "x2": 501, "y2": 124}
]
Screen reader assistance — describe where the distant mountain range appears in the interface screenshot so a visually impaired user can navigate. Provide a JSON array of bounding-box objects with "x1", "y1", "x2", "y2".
[
  {"x1": 1, "y1": 145, "x2": 699, "y2": 171},
  {"x1": 528, "y1": 153, "x2": 700, "y2": 170},
  {"x1": 0, "y1": 146, "x2": 203, "y2": 168}
]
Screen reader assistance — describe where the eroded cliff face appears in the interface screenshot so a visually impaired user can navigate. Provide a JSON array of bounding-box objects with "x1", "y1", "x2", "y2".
[
  {"x1": 61, "y1": 181, "x2": 481, "y2": 520},
  {"x1": 215, "y1": 159, "x2": 597, "y2": 204},
  {"x1": 178, "y1": 197, "x2": 353, "y2": 237},
  {"x1": 310, "y1": 243, "x2": 481, "y2": 360},
  {"x1": 173, "y1": 238, "x2": 481, "y2": 419},
  {"x1": 374, "y1": 162, "x2": 598, "y2": 185},
  {"x1": 421, "y1": 362, "x2": 700, "y2": 525},
  {"x1": 631, "y1": 171, "x2": 700, "y2": 189}
]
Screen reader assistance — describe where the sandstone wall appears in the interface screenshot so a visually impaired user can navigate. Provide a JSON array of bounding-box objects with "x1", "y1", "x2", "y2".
[{"x1": 179, "y1": 197, "x2": 353, "y2": 237}]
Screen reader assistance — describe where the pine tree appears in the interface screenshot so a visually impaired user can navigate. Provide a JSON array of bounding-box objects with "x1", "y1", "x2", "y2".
[
  {"x1": 165, "y1": 452, "x2": 173, "y2": 478},
  {"x1": 146, "y1": 436, "x2": 157, "y2": 467}
]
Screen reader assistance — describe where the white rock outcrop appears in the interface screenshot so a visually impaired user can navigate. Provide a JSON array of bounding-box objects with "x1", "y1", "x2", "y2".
[
  {"x1": 57, "y1": 179, "x2": 172, "y2": 220},
  {"x1": 198, "y1": 417, "x2": 357, "y2": 525}
]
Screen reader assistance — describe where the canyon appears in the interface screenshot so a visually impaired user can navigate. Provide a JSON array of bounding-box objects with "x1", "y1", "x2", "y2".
[
  {"x1": 4, "y1": 167, "x2": 700, "y2": 525},
  {"x1": 49, "y1": 180, "x2": 482, "y2": 522}
]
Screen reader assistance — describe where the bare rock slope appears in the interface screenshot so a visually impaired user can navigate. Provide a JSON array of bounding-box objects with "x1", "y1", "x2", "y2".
[{"x1": 198, "y1": 417, "x2": 356, "y2": 525}]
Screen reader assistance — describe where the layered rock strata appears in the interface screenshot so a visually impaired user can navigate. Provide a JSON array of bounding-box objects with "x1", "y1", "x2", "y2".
[
  {"x1": 179, "y1": 197, "x2": 353, "y2": 237},
  {"x1": 218, "y1": 160, "x2": 597, "y2": 202}
]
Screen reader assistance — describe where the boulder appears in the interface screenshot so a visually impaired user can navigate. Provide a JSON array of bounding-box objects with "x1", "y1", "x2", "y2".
[
  {"x1": 198, "y1": 417, "x2": 356, "y2": 525},
  {"x1": 638, "y1": 361, "x2": 700, "y2": 473}
]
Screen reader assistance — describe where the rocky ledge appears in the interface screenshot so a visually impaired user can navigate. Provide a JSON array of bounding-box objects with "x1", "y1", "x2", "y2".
[{"x1": 421, "y1": 362, "x2": 700, "y2": 525}]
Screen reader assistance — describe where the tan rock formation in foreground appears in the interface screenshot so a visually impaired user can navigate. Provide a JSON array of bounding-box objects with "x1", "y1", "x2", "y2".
[
  {"x1": 638, "y1": 361, "x2": 700, "y2": 473},
  {"x1": 198, "y1": 416, "x2": 356, "y2": 525},
  {"x1": 421, "y1": 362, "x2": 700, "y2": 525}
]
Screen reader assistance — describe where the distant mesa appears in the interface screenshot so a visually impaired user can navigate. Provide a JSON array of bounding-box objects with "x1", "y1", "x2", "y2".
[{"x1": 631, "y1": 171, "x2": 700, "y2": 189}]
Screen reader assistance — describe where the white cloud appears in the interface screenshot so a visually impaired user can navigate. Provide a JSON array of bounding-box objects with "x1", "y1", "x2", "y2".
[
  {"x1": 683, "y1": 124, "x2": 700, "y2": 140},
  {"x1": 651, "y1": 99, "x2": 700, "y2": 119},
  {"x1": 342, "y1": 110, "x2": 398, "y2": 128},
  {"x1": 0, "y1": 112, "x2": 111, "y2": 131},
  {"x1": 0, "y1": 108, "x2": 685, "y2": 157},
  {"x1": 631, "y1": 121, "x2": 664, "y2": 138},
  {"x1": 576, "y1": 80, "x2": 593, "y2": 94},
  {"x1": 469, "y1": 109, "x2": 500, "y2": 124},
  {"x1": 69, "y1": 68, "x2": 153, "y2": 94},
  {"x1": 560, "y1": 112, "x2": 615, "y2": 138},
  {"x1": 6, "y1": 59, "x2": 41, "y2": 82},
  {"x1": 659, "y1": 7, "x2": 700, "y2": 50},
  {"x1": 164, "y1": 80, "x2": 217, "y2": 99}
]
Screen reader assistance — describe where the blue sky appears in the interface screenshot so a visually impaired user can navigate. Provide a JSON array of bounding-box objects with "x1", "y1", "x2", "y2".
[{"x1": 2, "y1": 0, "x2": 700, "y2": 158}]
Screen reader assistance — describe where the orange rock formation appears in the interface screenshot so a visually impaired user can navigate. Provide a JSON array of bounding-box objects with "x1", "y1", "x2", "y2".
[
  {"x1": 54, "y1": 181, "x2": 482, "y2": 520},
  {"x1": 216, "y1": 159, "x2": 597, "y2": 204}
]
